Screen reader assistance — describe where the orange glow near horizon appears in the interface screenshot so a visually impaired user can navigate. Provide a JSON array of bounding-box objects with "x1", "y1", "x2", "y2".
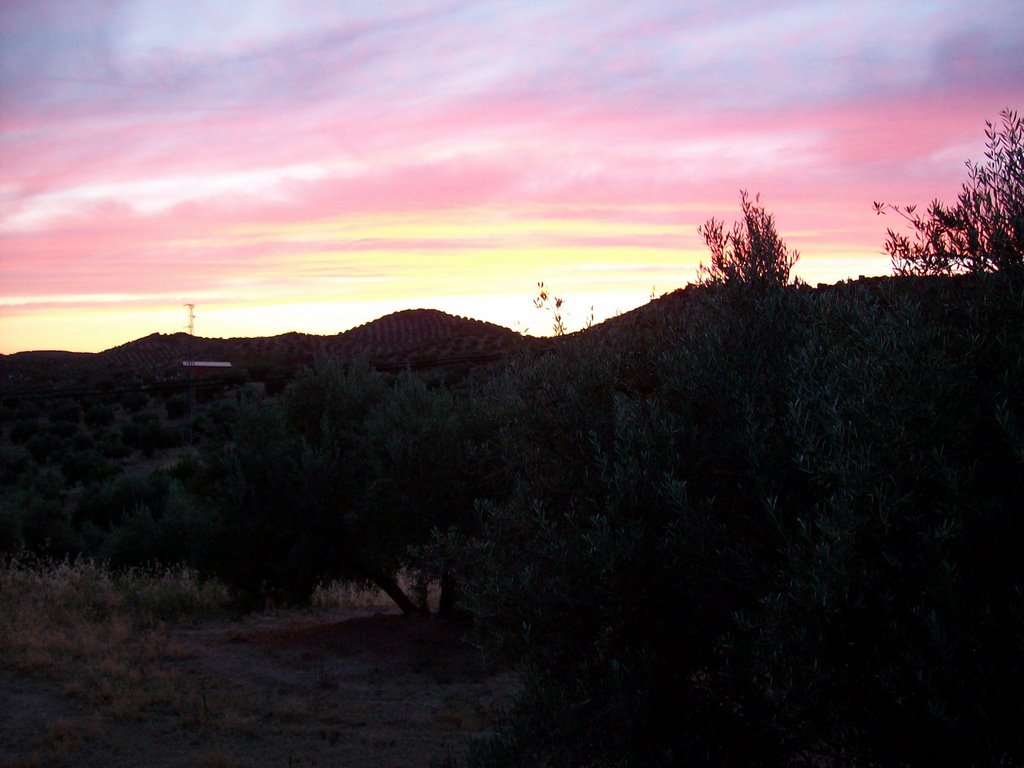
[{"x1": 0, "y1": 200, "x2": 891, "y2": 353}]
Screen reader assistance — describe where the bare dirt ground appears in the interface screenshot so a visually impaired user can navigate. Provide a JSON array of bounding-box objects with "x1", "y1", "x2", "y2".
[{"x1": 0, "y1": 607, "x2": 515, "y2": 768}]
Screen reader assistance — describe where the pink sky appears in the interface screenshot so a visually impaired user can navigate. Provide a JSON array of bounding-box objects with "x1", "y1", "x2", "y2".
[{"x1": 2, "y1": 0, "x2": 1022, "y2": 353}]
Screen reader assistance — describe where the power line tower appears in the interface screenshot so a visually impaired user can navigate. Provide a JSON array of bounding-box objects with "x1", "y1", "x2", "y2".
[{"x1": 184, "y1": 303, "x2": 196, "y2": 445}]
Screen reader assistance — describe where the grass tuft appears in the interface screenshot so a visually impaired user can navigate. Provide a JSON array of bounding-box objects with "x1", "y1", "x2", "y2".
[{"x1": 0, "y1": 552, "x2": 233, "y2": 735}]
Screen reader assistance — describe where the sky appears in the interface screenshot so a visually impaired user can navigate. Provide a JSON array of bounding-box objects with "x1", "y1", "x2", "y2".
[{"x1": 1, "y1": 1, "x2": 1022, "y2": 353}]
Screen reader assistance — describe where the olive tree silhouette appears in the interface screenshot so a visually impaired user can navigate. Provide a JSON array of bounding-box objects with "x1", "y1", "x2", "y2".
[
  {"x1": 698, "y1": 190, "x2": 800, "y2": 291},
  {"x1": 875, "y1": 108, "x2": 1023, "y2": 275}
]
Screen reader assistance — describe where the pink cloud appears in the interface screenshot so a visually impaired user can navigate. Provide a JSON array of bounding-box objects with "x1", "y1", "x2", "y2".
[{"x1": 3, "y1": 1, "x2": 1023, "y2": 351}]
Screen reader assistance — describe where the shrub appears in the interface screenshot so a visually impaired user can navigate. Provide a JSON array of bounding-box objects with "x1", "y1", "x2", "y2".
[
  {"x1": 876, "y1": 108, "x2": 1024, "y2": 275},
  {"x1": 99, "y1": 434, "x2": 131, "y2": 460},
  {"x1": 0, "y1": 506, "x2": 23, "y2": 553},
  {"x1": 48, "y1": 398, "x2": 82, "y2": 423},
  {"x1": 164, "y1": 394, "x2": 186, "y2": 420},
  {"x1": 75, "y1": 475, "x2": 219, "y2": 572},
  {"x1": 26, "y1": 433, "x2": 62, "y2": 463},
  {"x1": 444, "y1": 277, "x2": 1024, "y2": 767},
  {"x1": 47, "y1": 419, "x2": 79, "y2": 439},
  {"x1": 192, "y1": 401, "x2": 237, "y2": 441},
  {"x1": 0, "y1": 445, "x2": 29, "y2": 484},
  {"x1": 8, "y1": 419, "x2": 37, "y2": 445},
  {"x1": 70, "y1": 431, "x2": 95, "y2": 451},
  {"x1": 12, "y1": 400, "x2": 41, "y2": 420},
  {"x1": 120, "y1": 390, "x2": 149, "y2": 413},
  {"x1": 697, "y1": 189, "x2": 800, "y2": 291},
  {"x1": 61, "y1": 449, "x2": 117, "y2": 487},
  {"x1": 84, "y1": 403, "x2": 115, "y2": 427},
  {"x1": 75, "y1": 473, "x2": 176, "y2": 530},
  {"x1": 100, "y1": 495, "x2": 223, "y2": 574},
  {"x1": 122, "y1": 415, "x2": 178, "y2": 456},
  {"x1": 1, "y1": 470, "x2": 76, "y2": 555}
]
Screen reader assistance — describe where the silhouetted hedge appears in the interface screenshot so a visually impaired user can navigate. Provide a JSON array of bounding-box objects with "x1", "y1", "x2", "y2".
[{"x1": 442, "y1": 274, "x2": 1024, "y2": 767}]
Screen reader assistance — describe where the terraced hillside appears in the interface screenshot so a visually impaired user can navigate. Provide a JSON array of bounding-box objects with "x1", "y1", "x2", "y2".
[
  {"x1": 0, "y1": 309, "x2": 531, "y2": 396},
  {"x1": 320, "y1": 308, "x2": 528, "y2": 368}
]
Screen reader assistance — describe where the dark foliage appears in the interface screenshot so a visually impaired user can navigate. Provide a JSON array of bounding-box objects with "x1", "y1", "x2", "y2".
[
  {"x1": 437, "y1": 273, "x2": 1024, "y2": 768},
  {"x1": 876, "y1": 109, "x2": 1024, "y2": 276},
  {"x1": 47, "y1": 419, "x2": 79, "y2": 439},
  {"x1": 0, "y1": 468, "x2": 75, "y2": 555},
  {"x1": 164, "y1": 394, "x2": 186, "y2": 420},
  {"x1": 698, "y1": 190, "x2": 800, "y2": 291},
  {"x1": 48, "y1": 398, "x2": 82, "y2": 423},
  {"x1": 83, "y1": 403, "x2": 115, "y2": 427},
  {"x1": 120, "y1": 390, "x2": 150, "y2": 413},
  {"x1": 61, "y1": 448, "x2": 116, "y2": 487},
  {"x1": 75, "y1": 473, "x2": 179, "y2": 530},
  {"x1": 193, "y1": 361, "x2": 475, "y2": 608},
  {"x1": 26, "y1": 433, "x2": 62, "y2": 464},
  {"x1": 120, "y1": 414, "x2": 178, "y2": 456},
  {"x1": 8, "y1": 419, "x2": 37, "y2": 445}
]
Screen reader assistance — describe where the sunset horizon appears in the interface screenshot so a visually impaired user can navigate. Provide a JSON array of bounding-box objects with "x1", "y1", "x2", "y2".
[{"x1": 3, "y1": 1, "x2": 1022, "y2": 355}]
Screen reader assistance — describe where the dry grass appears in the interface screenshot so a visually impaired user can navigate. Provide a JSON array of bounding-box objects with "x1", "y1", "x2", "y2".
[
  {"x1": 0, "y1": 555, "x2": 512, "y2": 767},
  {"x1": 0, "y1": 554, "x2": 237, "y2": 763},
  {"x1": 310, "y1": 570, "x2": 440, "y2": 612}
]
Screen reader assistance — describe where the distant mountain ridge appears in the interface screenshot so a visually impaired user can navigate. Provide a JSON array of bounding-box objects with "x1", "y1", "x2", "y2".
[
  {"x1": 0, "y1": 308, "x2": 531, "y2": 392},
  {"x1": 0, "y1": 276, "x2": 938, "y2": 397}
]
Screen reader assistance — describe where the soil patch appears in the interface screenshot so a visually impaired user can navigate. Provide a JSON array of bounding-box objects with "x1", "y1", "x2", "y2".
[{"x1": 1, "y1": 607, "x2": 515, "y2": 768}]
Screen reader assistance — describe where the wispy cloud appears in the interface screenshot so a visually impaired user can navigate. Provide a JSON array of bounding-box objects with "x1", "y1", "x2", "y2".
[{"x1": 2, "y1": 0, "x2": 1022, "y2": 351}]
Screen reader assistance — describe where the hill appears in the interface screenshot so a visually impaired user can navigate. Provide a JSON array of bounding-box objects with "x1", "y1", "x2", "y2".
[{"x1": 0, "y1": 308, "x2": 530, "y2": 396}]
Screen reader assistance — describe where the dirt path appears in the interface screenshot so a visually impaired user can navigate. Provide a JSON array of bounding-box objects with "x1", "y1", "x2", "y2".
[{"x1": 1, "y1": 607, "x2": 515, "y2": 768}]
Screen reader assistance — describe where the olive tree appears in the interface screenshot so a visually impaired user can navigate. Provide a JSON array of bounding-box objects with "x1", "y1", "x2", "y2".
[
  {"x1": 875, "y1": 108, "x2": 1024, "y2": 275},
  {"x1": 697, "y1": 189, "x2": 800, "y2": 291}
]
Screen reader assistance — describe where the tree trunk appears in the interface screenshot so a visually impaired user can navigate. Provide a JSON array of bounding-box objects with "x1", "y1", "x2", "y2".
[
  {"x1": 438, "y1": 570, "x2": 456, "y2": 617},
  {"x1": 438, "y1": 570, "x2": 470, "y2": 620},
  {"x1": 366, "y1": 570, "x2": 428, "y2": 615}
]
